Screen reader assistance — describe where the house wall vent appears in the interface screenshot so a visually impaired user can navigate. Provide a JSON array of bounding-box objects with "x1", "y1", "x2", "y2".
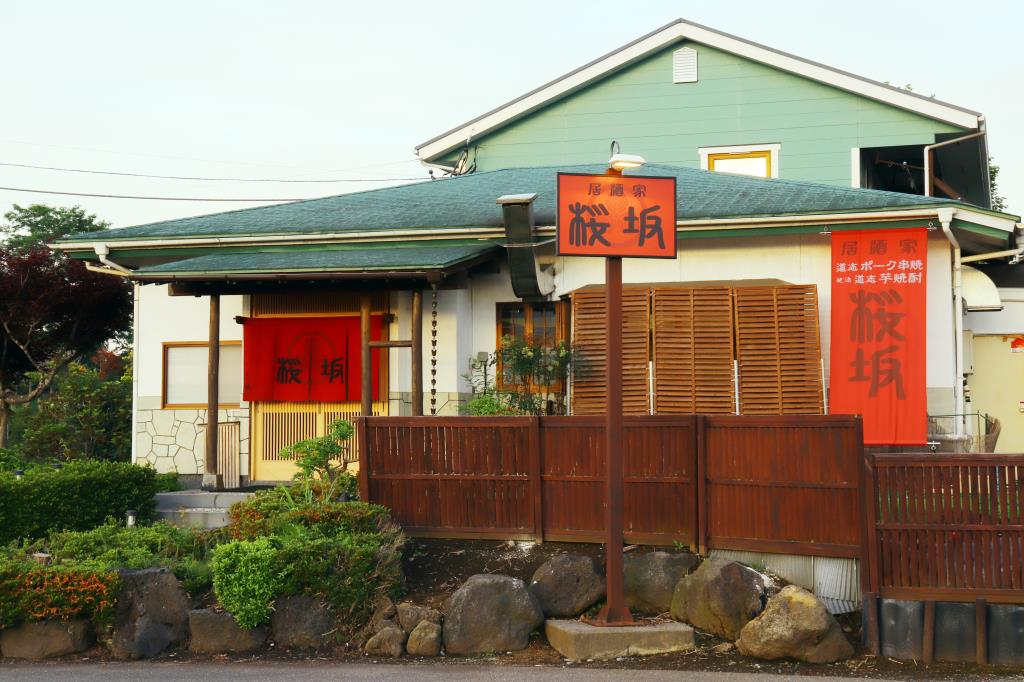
[{"x1": 672, "y1": 46, "x2": 698, "y2": 83}]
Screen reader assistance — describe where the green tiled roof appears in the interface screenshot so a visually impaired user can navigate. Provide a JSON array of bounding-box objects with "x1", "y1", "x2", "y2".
[
  {"x1": 58, "y1": 164, "x2": 984, "y2": 244},
  {"x1": 132, "y1": 241, "x2": 500, "y2": 277}
]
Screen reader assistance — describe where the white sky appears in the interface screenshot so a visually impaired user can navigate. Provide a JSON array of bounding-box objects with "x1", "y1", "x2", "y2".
[{"x1": 0, "y1": 0, "x2": 1021, "y2": 228}]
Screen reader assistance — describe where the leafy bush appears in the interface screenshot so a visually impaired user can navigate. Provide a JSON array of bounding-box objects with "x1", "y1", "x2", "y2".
[
  {"x1": 281, "y1": 419, "x2": 354, "y2": 484},
  {"x1": 11, "y1": 362, "x2": 132, "y2": 463},
  {"x1": 44, "y1": 521, "x2": 201, "y2": 569},
  {"x1": 276, "y1": 528, "x2": 404, "y2": 623},
  {"x1": 462, "y1": 336, "x2": 574, "y2": 415},
  {"x1": 154, "y1": 471, "x2": 183, "y2": 493},
  {"x1": 0, "y1": 557, "x2": 120, "y2": 628},
  {"x1": 226, "y1": 480, "x2": 361, "y2": 540},
  {"x1": 211, "y1": 538, "x2": 283, "y2": 629},
  {"x1": 0, "y1": 461, "x2": 157, "y2": 543}
]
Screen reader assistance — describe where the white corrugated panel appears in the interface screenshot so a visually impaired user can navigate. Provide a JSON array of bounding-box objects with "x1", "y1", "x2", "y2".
[
  {"x1": 710, "y1": 550, "x2": 861, "y2": 614},
  {"x1": 673, "y1": 47, "x2": 698, "y2": 83}
]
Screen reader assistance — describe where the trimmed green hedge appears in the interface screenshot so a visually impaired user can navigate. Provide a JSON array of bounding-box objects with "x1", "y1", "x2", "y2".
[{"x1": 0, "y1": 461, "x2": 157, "y2": 543}]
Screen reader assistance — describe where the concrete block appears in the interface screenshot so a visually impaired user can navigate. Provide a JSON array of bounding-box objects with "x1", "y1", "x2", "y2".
[
  {"x1": 989, "y1": 604, "x2": 1024, "y2": 668},
  {"x1": 880, "y1": 599, "x2": 923, "y2": 660},
  {"x1": 934, "y1": 602, "x2": 975, "y2": 662},
  {"x1": 545, "y1": 619, "x2": 694, "y2": 662}
]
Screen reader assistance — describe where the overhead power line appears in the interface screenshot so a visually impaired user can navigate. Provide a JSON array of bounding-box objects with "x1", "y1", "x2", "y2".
[
  {"x1": 0, "y1": 185, "x2": 329, "y2": 202},
  {"x1": 0, "y1": 160, "x2": 425, "y2": 183}
]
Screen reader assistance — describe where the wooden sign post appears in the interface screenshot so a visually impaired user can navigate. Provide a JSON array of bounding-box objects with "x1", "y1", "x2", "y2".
[{"x1": 556, "y1": 169, "x2": 677, "y2": 626}]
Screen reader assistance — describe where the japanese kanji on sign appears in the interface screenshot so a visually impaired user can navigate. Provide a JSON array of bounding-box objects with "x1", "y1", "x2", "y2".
[
  {"x1": 829, "y1": 228, "x2": 927, "y2": 445},
  {"x1": 556, "y1": 173, "x2": 677, "y2": 258},
  {"x1": 242, "y1": 315, "x2": 383, "y2": 402}
]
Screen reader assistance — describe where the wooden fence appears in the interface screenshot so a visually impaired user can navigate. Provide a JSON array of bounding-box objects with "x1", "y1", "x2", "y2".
[
  {"x1": 862, "y1": 453, "x2": 1024, "y2": 603},
  {"x1": 356, "y1": 414, "x2": 863, "y2": 555}
]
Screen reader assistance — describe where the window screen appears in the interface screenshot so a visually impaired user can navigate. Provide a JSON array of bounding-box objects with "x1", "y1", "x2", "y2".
[{"x1": 164, "y1": 344, "x2": 243, "y2": 407}]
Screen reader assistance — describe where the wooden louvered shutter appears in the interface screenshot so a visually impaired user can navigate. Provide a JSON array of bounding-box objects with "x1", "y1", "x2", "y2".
[
  {"x1": 733, "y1": 285, "x2": 824, "y2": 414},
  {"x1": 570, "y1": 288, "x2": 651, "y2": 415},
  {"x1": 652, "y1": 287, "x2": 735, "y2": 414}
]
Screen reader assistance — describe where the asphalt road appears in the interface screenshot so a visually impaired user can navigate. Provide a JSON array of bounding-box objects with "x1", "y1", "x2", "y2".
[{"x1": 0, "y1": 663, "x2": 900, "y2": 681}]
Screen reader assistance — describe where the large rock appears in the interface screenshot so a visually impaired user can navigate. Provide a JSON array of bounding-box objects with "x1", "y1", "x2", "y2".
[
  {"x1": 624, "y1": 551, "x2": 701, "y2": 615},
  {"x1": 670, "y1": 557, "x2": 766, "y2": 640},
  {"x1": 0, "y1": 620, "x2": 93, "y2": 659},
  {"x1": 364, "y1": 626, "x2": 406, "y2": 657},
  {"x1": 736, "y1": 585, "x2": 853, "y2": 663},
  {"x1": 529, "y1": 554, "x2": 605, "y2": 617},
  {"x1": 271, "y1": 595, "x2": 334, "y2": 649},
  {"x1": 188, "y1": 609, "x2": 266, "y2": 654},
  {"x1": 443, "y1": 574, "x2": 544, "y2": 655},
  {"x1": 396, "y1": 602, "x2": 442, "y2": 634},
  {"x1": 406, "y1": 620, "x2": 442, "y2": 657},
  {"x1": 111, "y1": 568, "x2": 192, "y2": 659}
]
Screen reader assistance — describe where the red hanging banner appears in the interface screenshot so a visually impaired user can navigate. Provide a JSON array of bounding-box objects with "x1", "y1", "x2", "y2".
[
  {"x1": 242, "y1": 316, "x2": 382, "y2": 403},
  {"x1": 829, "y1": 228, "x2": 927, "y2": 445}
]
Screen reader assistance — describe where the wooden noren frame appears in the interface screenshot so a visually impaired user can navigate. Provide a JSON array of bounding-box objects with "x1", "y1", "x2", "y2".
[{"x1": 161, "y1": 340, "x2": 242, "y2": 409}]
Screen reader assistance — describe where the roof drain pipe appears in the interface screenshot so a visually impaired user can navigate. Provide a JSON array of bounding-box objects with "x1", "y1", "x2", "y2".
[
  {"x1": 87, "y1": 243, "x2": 133, "y2": 277},
  {"x1": 498, "y1": 193, "x2": 554, "y2": 300},
  {"x1": 923, "y1": 129, "x2": 986, "y2": 198},
  {"x1": 938, "y1": 207, "x2": 965, "y2": 441}
]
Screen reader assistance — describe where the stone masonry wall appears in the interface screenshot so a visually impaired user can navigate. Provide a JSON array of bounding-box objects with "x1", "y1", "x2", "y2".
[{"x1": 135, "y1": 407, "x2": 250, "y2": 475}]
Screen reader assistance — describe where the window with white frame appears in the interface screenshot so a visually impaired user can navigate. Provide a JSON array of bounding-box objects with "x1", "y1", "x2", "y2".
[
  {"x1": 163, "y1": 342, "x2": 243, "y2": 408},
  {"x1": 699, "y1": 144, "x2": 780, "y2": 179}
]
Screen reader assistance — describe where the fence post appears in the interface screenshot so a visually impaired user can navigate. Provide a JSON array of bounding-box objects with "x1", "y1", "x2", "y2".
[
  {"x1": 356, "y1": 416, "x2": 370, "y2": 502},
  {"x1": 696, "y1": 414, "x2": 708, "y2": 555},
  {"x1": 529, "y1": 417, "x2": 544, "y2": 543}
]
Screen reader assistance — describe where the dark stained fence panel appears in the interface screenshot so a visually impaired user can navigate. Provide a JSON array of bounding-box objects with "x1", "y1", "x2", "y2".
[
  {"x1": 864, "y1": 453, "x2": 1024, "y2": 603},
  {"x1": 702, "y1": 415, "x2": 863, "y2": 557}
]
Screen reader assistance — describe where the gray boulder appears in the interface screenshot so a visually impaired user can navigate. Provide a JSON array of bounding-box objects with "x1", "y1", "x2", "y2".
[
  {"x1": 529, "y1": 554, "x2": 605, "y2": 617},
  {"x1": 111, "y1": 568, "x2": 192, "y2": 659},
  {"x1": 188, "y1": 609, "x2": 266, "y2": 654},
  {"x1": 396, "y1": 602, "x2": 442, "y2": 634},
  {"x1": 364, "y1": 626, "x2": 406, "y2": 657},
  {"x1": 406, "y1": 620, "x2": 442, "y2": 657},
  {"x1": 443, "y1": 574, "x2": 544, "y2": 655},
  {"x1": 271, "y1": 595, "x2": 334, "y2": 648},
  {"x1": 368, "y1": 595, "x2": 397, "y2": 630},
  {"x1": 736, "y1": 585, "x2": 853, "y2": 663},
  {"x1": 670, "y1": 557, "x2": 766, "y2": 640},
  {"x1": 0, "y1": 620, "x2": 93, "y2": 659},
  {"x1": 624, "y1": 551, "x2": 701, "y2": 615}
]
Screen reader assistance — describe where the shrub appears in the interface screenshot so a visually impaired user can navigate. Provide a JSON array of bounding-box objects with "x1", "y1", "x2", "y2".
[
  {"x1": 211, "y1": 538, "x2": 283, "y2": 629},
  {"x1": 44, "y1": 521, "x2": 201, "y2": 569},
  {"x1": 276, "y1": 528, "x2": 405, "y2": 624},
  {"x1": 154, "y1": 471, "x2": 183, "y2": 493},
  {"x1": 226, "y1": 480, "x2": 361, "y2": 540},
  {"x1": 0, "y1": 461, "x2": 157, "y2": 543},
  {"x1": 0, "y1": 557, "x2": 120, "y2": 628}
]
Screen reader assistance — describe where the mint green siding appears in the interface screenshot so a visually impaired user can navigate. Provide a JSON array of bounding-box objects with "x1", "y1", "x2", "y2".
[{"x1": 453, "y1": 42, "x2": 964, "y2": 185}]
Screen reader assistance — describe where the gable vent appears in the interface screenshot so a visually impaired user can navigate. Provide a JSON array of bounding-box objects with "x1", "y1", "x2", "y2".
[{"x1": 672, "y1": 46, "x2": 698, "y2": 84}]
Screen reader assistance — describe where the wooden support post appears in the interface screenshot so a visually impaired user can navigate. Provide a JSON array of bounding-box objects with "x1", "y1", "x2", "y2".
[
  {"x1": 976, "y1": 598, "x2": 988, "y2": 665},
  {"x1": 922, "y1": 601, "x2": 935, "y2": 664},
  {"x1": 360, "y1": 293, "x2": 372, "y2": 418},
  {"x1": 356, "y1": 416, "x2": 370, "y2": 501},
  {"x1": 592, "y1": 255, "x2": 632, "y2": 626},
  {"x1": 202, "y1": 294, "x2": 222, "y2": 491},
  {"x1": 863, "y1": 593, "x2": 881, "y2": 656},
  {"x1": 411, "y1": 289, "x2": 423, "y2": 417}
]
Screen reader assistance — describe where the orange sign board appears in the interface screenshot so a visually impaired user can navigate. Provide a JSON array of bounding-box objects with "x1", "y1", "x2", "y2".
[{"x1": 556, "y1": 173, "x2": 677, "y2": 258}]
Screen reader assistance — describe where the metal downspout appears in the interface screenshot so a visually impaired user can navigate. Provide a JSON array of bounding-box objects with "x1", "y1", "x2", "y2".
[{"x1": 938, "y1": 208, "x2": 964, "y2": 438}]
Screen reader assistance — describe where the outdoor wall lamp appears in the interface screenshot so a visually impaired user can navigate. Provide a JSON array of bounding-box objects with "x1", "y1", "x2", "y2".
[
  {"x1": 608, "y1": 140, "x2": 646, "y2": 171},
  {"x1": 125, "y1": 510, "x2": 137, "y2": 528}
]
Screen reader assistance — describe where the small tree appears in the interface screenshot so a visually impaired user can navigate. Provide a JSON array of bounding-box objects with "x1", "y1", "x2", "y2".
[
  {"x1": 279, "y1": 419, "x2": 356, "y2": 503},
  {"x1": 0, "y1": 205, "x2": 131, "y2": 448}
]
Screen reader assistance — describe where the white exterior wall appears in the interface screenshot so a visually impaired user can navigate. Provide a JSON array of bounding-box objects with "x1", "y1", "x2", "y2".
[
  {"x1": 133, "y1": 284, "x2": 247, "y2": 475},
  {"x1": 966, "y1": 288, "x2": 1024, "y2": 335},
  {"x1": 130, "y1": 232, "x2": 961, "y2": 472}
]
